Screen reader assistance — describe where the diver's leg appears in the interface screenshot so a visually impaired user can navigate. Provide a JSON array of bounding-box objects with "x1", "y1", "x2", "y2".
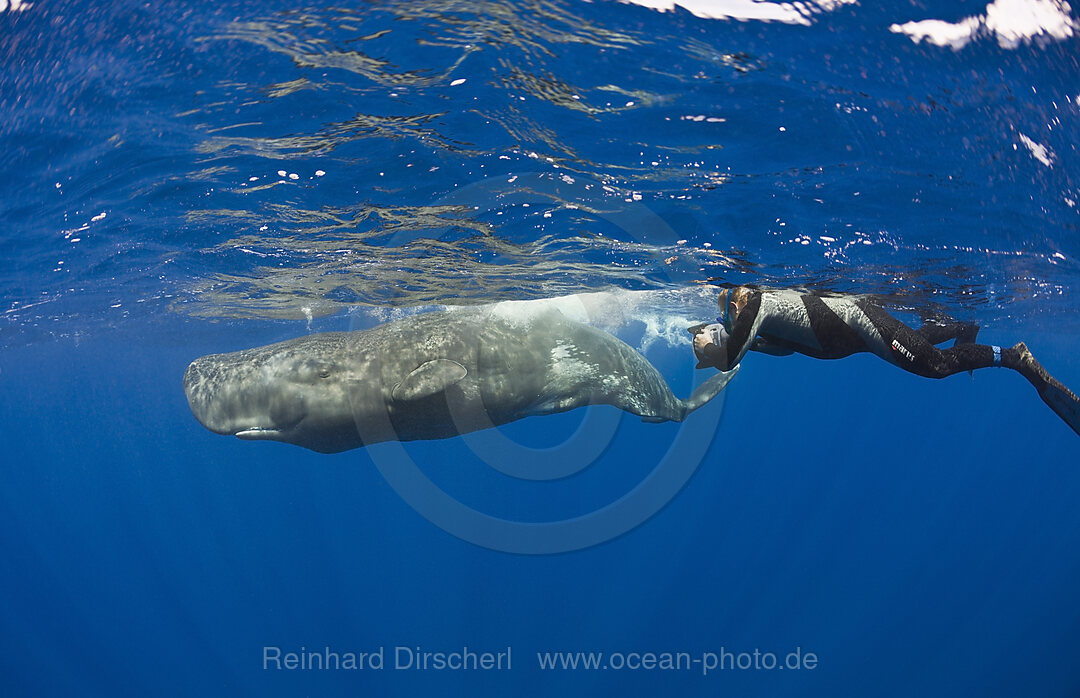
[
  {"x1": 857, "y1": 301, "x2": 992, "y2": 376},
  {"x1": 954, "y1": 323, "x2": 980, "y2": 345},
  {"x1": 855, "y1": 301, "x2": 977, "y2": 374},
  {"x1": 855, "y1": 301, "x2": 1079, "y2": 435},
  {"x1": 916, "y1": 320, "x2": 980, "y2": 346},
  {"x1": 903, "y1": 341, "x2": 996, "y2": 378}
]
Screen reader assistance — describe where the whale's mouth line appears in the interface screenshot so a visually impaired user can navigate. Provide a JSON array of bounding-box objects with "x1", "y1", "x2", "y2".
[
  {"x1": 235, "y1": 427, "x2": 284, "y2": 440},
  {"x1": 234, "y1": 413, "x2": 305, "y2": 440}
]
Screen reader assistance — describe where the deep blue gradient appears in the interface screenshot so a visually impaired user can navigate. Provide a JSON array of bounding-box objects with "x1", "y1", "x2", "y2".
[{"x1": 2, "y1": 1, "x2": 1079, "y2": 696}]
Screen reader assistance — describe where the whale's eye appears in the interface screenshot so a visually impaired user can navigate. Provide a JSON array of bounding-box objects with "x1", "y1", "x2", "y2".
[{"x1": 293, "y1": 359, "x2": 333, "y2": 382}]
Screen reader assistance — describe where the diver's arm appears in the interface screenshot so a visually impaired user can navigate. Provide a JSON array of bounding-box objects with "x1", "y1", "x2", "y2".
[
  {"x1": 692, "y1": 292, "x2": 765, "y2": 370},
  {"x1": 722, "y1": 289, "x2": 765, "y2": 368},
  {"x1": 694, "y1": 332, "x2": 728, "y2": 369}
]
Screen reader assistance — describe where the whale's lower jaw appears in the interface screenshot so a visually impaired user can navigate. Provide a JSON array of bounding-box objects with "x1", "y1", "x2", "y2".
[
  {"x1": 235, "y1": 428, "x2": 285, "y2": 440},
  {"x1": 233, "y1": 424, "x2": 366, "y2": 453}
]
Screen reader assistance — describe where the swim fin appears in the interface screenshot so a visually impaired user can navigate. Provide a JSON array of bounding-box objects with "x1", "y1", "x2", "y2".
[
  {"x1": 1040, "y1": 379, "x2": 1080, "y2": 438},
  {"x1": 1013, "y1": 342, "x2": 1080, "y2": 438}
]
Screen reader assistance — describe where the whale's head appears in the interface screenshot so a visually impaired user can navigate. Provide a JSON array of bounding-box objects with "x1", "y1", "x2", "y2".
[{"x1": 183, "y1": 336, "x2": 363, "y2": 453}]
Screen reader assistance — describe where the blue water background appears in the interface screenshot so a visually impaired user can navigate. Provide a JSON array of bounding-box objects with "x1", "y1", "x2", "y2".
[{"x1": 2, "y1": 0, "x2": 1079, "y2": 695}]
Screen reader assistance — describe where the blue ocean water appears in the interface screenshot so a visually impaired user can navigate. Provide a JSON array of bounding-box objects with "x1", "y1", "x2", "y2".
[{"x1": 2, "y1": 0, "x2": 1079, "y2": 695}]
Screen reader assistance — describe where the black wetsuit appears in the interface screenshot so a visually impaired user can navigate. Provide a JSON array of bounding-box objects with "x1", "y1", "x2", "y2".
[
  {"x1": 697, "y1": 288, "x2": 999, "y2": 378},
  {"x1": 694, "y1": 287, "x2": 1080, "y2": 437}
]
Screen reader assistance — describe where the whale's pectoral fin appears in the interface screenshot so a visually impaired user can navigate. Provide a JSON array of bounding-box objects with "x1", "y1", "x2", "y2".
[
  {"x1": 639, "y1": 365, "x2": 740, "y2": 423},
  {"x1": 681, "y1": 365, "x2": 740, "y2": 417},
  {"x1": 392, "y1": 359, "x2": 468, "y2": 402}
]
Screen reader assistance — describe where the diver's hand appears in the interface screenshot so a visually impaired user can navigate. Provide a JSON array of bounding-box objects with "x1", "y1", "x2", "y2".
[
  {"x1": 692, "y1": 323, "x2": 729, "y2": 361},
  {"x1": 693, "y1": 330, "x2": 713, "y2": 356}
]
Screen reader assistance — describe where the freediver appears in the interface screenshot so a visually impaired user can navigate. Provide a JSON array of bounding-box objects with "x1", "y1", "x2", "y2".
[{"x1": 689, "y1": 286, "x2": 1080, "y2": 437}]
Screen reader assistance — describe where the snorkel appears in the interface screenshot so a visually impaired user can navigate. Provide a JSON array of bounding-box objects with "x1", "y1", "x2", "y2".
[{"x1": 716, "y1": 288, "x2": 733, "y2": 331}]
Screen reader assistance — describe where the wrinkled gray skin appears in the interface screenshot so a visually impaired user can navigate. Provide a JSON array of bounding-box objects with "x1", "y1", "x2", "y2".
[{"x1": 183, "y1": 306, "x2": 738, "y2": 453}]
